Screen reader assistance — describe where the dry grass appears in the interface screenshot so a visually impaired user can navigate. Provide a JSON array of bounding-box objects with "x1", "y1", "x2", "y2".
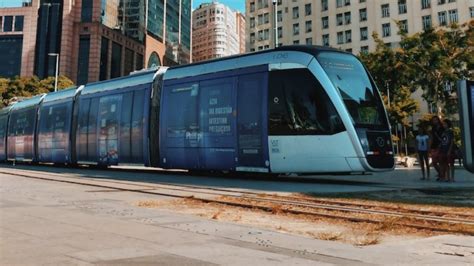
[
  {"x1": 211, "y1": 209, "x2": 223, "y2": 220},
  {"x1": 135, "y1": 194, "x2": 473, "y2": 247},
  {"x1": 353, "y1": 233, "x2": 381, "y2": 246},
  {"x1": 313, "y1": 232, "x2": 343, "y2": 241}
]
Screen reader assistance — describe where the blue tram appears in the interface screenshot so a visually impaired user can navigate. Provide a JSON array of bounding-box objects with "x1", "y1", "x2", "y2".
[{"x1": 0, "y1": 46, "x2": 394, "y2": 173}]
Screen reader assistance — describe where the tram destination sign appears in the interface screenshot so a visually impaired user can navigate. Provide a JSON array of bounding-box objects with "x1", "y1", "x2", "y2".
[{"x1": 458, "y1": 80, "x2": 474, "y2": 173}]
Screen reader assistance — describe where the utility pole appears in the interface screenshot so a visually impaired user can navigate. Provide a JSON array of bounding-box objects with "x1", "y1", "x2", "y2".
[
  {"x1": 273, "y1": 0, "x2": 278, "y2": 48},
  {"x1": 48, "y1": 53, "x2": 59, "y2": 92}
]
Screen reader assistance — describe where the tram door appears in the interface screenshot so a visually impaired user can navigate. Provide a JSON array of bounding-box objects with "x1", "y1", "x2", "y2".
[
  {"x1": 237, "y1": 73, "x2": 268, "y2": 171},
  {"x1": 97, "y1": 95, "x2": 122, "y2": 165}
]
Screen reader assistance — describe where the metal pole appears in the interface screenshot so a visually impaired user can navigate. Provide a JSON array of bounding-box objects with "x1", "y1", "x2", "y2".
[
  {"x1": 54, "y1": 54, "x2": 59, "y2": 92},
  {"x1": 273, "y1": 0, "x2": 278, "y2": 48}
]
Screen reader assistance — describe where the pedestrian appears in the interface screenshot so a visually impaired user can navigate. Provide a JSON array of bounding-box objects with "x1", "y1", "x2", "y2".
[
  {"x1": 415, "y1": 127, "x2": 430, "y2": 180},
  {"x1": 429, "y1": 116, "x2": 444, "y2": 180},
  {"x1": 439, "y1": 119, "x2": 455, "y2": 182}
]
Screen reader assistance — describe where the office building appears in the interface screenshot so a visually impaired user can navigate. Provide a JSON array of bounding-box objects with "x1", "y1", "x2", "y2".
[
  {"x1": 0, "y1": 0, "x2": 192, "y2": 84},
  {"x1": 192, "y1": 2, "x2": 246, "y2": 62},
  {"x1": 246, "y1": 0, "x2": 474, "y2": 54}
]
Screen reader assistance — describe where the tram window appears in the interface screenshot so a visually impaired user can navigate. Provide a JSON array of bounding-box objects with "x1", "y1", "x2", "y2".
[
  {"x1": 167, "y1": 84, "x2": 199, "y2": 138},
  {"x1": 10, "y1": 108, "x2": 35, "y2": 136},
  {"x1": 269, "y1": 69, "x2": 344, "y2": 135}
]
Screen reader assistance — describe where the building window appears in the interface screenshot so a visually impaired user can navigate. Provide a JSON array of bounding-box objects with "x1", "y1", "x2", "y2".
[
  {"x1": 264, "y1": 13, "x2": 269, "y2": 24},
  {"x1": 421, "y1": 0, "x2": 431, "y2": 9},
  {"x1": 422, "y1": 15, "x2": 432, "y2": 30},
  {"x1": 293, "y1": 40, "x2": 300, "y2": 44},
  {"x1": 278, "y1": 27, "x2": 282, "y2": 38},
  {"x1": 3, "y1": 16, "x2": 13, "y2": 32},
  {"x1": 277, "y1": 10, "x2": 282, "y2": 22},
  {"x1": 293, "y1": 23, "x2": 299, "y2": 35},
  {"x1": 448, "y1": 9, "x2": 458, "y2": 24},
  {"x1": 337, "y1": 31, "x2": 344, "y2": 44},
  {"x1": 305, "y1": 21, "x2": 312, "y2": 33},
  {"x1": 344, "y1": 12, "x2": 351, "y2": 24},
  {"x1": 360, "y1": 8, "x2": 367, "y2": 21},
  {"x1": 305, "y1": 4, "x2": 311, "y2": 16},
  {"x1": 321, "y1": 0, "x2": 328, "y2": 11},
  {"x1": 382, "y1": 23, "x2": 391, "y2": 37},
  {"x1": 438, "y1": 0, "x2": 446, "y2": 4},
  {"x1": 345, "y1": 30, "x2": 352, "y2": 43},
  {"x1": 100, "y1": 37, "x2": 109, "y2": 81},
  {"x1": 293, "y1": 7, "x2": 299, "y2": 19},
  {"x1": 250, "y1": 2, "x2": 255, "y2": 12},
  {"x1": 14, "y1": 16, "x2": 24, "y2": 32},
  {"x1": 81, "y1": 0, "x2": 93, "y2": 22},
  {"x1": 322, "y1": 34, "x2": 330, "y2": 46},
  {"x1": 360, "y1": 46, "x2": 369, "y2": 54},
  {"x1": 136, "y1": 53, "x2": 143, "y2": 70},
  {"x1": 438, "y1": 11, "x2": 447, "y2": 26},
  {"x1": 398, "y1": 0, "x2": 407, "y2": 14},
  {"x1": 381, "y1": 4, "x2": 390, "y2": 18},
  {"x1": 306, "y1": 37, "x2": 313, "y2": 45},
  {"x1": 337, "y1": 0, "x2": 343, "y2": 8},
  {"x1": 448, "y1": 0, "x2": 455, "y2": 2},
  {"x1": 322, "y1": 16, "x2": 329, "y2": 29},
  {"x1": 360, "y1": 27, "x2": 368, "y2": 40},
  {"x1": 421, "y1": 15, "x2": 431, "y2": 30},
  {"x1": 470, "y1": 7, "x2": 474, "y2": 18},
  {"x1": 399, "y1": 19, "x2": 408, "y2": 33},
  {"x1": 77, "y1": 35, "x2": 90, "y2": 85},
  {"x1": 250, "y1": 17, "x2": 255, "y2": 28},
  {"x1": 337, "y1": 14, "x2": 343, "y2": 26},
  {"x1": 360, "y1": 0, "x2": 366, "y2": 3},
  {"x1": 111, "y1": 41, "x2": 122, "y2": 78}
]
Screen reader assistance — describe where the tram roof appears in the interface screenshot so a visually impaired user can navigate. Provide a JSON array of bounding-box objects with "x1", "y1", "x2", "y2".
[
  {"x1": 0, "y1": 105, "x2": 13, "y2": 115},
  {"x1": 10, "y1": 94, "x2": 45, "y2": 111},
  {"x1": 80, "y1": 68, "x2": 159, "y2": 96},
  {"x1": 42, "y1": 87, "x2": 80, "y2": 104},
  {"x1": 169, "y1": 45, "x2": 349, "y2": 71}
]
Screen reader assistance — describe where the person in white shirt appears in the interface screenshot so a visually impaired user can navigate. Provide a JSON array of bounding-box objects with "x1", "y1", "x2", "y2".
[{"x1": 415, "y1": 127, "x2": 430, "y2": 180}]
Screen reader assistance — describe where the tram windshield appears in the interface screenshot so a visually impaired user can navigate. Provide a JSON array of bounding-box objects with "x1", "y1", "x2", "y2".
[{"x1": 316, "y1": 52, "x2": 387, "y2": 129}]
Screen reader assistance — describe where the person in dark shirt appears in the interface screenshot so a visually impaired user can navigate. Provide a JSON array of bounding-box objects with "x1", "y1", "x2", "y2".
[
  {"x1": 429, "y1": 116, "x2": 444, "y2": 179},
  {"x1": 439, "y1": 119, "x2": 455, "y2": 182}
]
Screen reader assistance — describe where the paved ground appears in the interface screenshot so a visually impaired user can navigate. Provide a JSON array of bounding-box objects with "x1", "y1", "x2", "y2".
[{"x1": 1, "y1": 165, "x2": 473, "y2": 265}]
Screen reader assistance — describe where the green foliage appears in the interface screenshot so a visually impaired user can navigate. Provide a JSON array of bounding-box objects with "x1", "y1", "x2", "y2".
[
  {"x1": 0, "y1": 76, "x2": 74, "y2": 108},
  {"x1": 360, "y1": 20, "x2": 474, "y2": 120}
]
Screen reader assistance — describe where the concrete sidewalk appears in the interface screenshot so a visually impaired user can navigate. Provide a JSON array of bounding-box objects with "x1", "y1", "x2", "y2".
[{"x1": 1, "y1": 172, "x2": 473, "y2": 265}]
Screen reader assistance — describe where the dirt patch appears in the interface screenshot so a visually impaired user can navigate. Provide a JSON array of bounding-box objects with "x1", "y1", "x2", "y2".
[
  {"x1": 134, "y1": 196, "x2": 469, "y2": 246},
  {"x1": 306, "y1": 188, "x2": 474, "y2": 207}
]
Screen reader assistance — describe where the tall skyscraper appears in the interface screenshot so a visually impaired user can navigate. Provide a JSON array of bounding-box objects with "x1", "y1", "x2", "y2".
[
  {"x1": 192, "y1": 2, "x2": 246, "y2": 62},
  {"x1": 0, "y1": 0, "x2": 192, "y2": 84},
  {"x1": 246, "y1": 0, "x2": 474, "y2": 54}
]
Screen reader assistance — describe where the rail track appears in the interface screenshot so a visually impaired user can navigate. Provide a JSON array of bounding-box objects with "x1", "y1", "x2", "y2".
[{"x1": 1, "y1": 167, "x2": 473, "y2": 236}]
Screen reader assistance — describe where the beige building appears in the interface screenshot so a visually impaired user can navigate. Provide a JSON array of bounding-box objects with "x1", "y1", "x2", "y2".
[
  {"x1": 192, "y1": 2, "x2": 246, "y2": 62},
  {"x1": 247, "y1": 0, "x2": 474, "y2": 54}
]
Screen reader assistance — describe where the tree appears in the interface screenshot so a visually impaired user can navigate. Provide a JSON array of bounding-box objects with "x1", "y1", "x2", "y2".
[
  {"x1": 0, "y1": 76, "x2": 74, "y2": 108},
  {"x1": 398, "y1": 21, "x2": 474, "y2": 116}
]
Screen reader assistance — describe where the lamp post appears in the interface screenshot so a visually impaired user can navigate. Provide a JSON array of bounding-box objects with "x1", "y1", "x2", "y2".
[
  {"x1": 272, "y1": 0, "x2": 278, "y2": 48},
  {"x1": 48, "y1": 53, "x2": 59, "y2": 92}
]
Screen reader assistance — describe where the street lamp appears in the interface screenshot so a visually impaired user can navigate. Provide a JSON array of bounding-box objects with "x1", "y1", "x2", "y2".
[
  {"x1": 48, "y1": 53, "x2": 59, "y2": 92},
  {"x1": 272, "y1": 0, "x2": 278, "y2": 48}
]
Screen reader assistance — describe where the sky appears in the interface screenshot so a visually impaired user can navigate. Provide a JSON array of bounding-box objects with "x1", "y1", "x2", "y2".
[
  {"x1": 192, "y1": 0, "x2": 245, "y2": 12},
  {"x1": 0, "y1": 0, "x2": 24, "y2": 8}
]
